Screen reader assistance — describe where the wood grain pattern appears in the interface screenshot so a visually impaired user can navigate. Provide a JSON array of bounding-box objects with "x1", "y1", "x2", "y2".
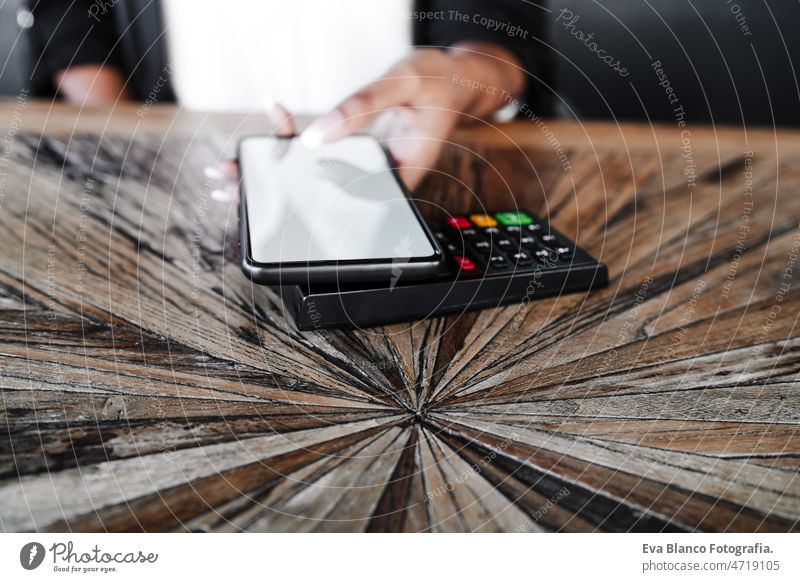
[{"x1": 0, "y1": 104, "x2": 798, "y2": 532}]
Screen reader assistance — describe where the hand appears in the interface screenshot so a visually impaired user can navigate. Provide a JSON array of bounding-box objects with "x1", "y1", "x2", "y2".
[
  {"x1": 55, "y1": 64, "x2": 130, "y2": 105},
  {"x1": 299, "y1": 44, "x2": 525, "y2": 190}
]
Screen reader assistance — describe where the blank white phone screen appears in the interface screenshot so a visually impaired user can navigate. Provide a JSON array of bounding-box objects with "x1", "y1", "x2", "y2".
[{"x1": 241, "y1": 135, "x2": 436, "y2": 264}]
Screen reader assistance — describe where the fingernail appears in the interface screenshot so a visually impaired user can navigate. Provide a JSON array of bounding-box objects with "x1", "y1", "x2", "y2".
[
  {"x1": 266, "y1": 97, "x2": 293, "y2": 136},
  {"x1": 265, "y1": 97, "x2": 279, "y2": 122},
  {"x1": 301, "y1": 110, "x2": 344, "y2": 149},
  {"x1": 203, "y1": 165, "x2": 223, "y2": 180},
  {"x1": 211, "y1": 188, "x2": 232, "y2": 202},
  {"x1": 300, "y1": 125, "x2": 324, "y2": 149}
]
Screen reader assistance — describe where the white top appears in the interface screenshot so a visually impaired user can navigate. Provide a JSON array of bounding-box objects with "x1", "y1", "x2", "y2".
[{"x1": 161, "y1": 0, "x2": 413, "y2": 114}]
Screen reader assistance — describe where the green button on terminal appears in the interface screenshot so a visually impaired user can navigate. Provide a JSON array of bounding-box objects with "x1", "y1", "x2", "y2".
[{"x1": 494, "y1": 211, "x2": 533, "y2": 226}]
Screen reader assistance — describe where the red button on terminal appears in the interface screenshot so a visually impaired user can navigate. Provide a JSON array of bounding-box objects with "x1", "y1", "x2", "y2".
[
  {"x1": 446, "y1": 216, "x2": 472, "y2": 229},
  {"x1": 453, "y1": 255, "x2": 476, "y2": 271}
]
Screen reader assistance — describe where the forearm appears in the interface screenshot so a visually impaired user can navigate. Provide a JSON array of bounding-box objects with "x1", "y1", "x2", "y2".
[{"x1": 447, "y1": 42, "x2": 526, "y2": 119}]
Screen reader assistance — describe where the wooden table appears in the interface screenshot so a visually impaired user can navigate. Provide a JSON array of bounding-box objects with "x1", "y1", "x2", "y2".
[{"x1": 1, "y1": 102, "x2": 798, "y2": 532}]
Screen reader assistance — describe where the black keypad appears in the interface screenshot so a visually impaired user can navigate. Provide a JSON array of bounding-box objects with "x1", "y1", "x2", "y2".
[
  {"x1": 436, "y1": 211, "x2": 593, "y2": 278},
  {"x1": 285, "y1": 209, "x2": 608, "y2": 330}
]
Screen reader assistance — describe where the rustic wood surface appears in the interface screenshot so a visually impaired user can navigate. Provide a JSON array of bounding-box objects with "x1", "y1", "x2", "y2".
[{"x1": 0, "y1": 102, "x2": 798, "y2": 532}]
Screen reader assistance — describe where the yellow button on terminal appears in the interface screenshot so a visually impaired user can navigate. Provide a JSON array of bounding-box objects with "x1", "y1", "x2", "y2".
[{"x1": 469, "y1": 214, "x2": 498, "y2": 228}]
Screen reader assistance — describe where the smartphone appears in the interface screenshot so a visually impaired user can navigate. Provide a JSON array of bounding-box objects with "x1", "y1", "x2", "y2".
[{"x1": 238, "y1": 134, "x2": 443, "y2": 285}]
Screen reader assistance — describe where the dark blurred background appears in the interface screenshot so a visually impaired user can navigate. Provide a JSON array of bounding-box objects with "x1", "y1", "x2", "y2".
[
  {"x1": 2, "y1": 0, "x2": 798, "y2": 126},
  {"x1": 550, "y1": 0, "x2": 800, "y2": 126}
]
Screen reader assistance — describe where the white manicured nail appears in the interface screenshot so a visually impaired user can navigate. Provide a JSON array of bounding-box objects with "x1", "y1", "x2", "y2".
[
  {"x1": 300, "y1": 124, "x2": 325, "y2": 149},
  {"x1": 300, "y1": 110, "x2": 344, "y2": 149},
  {"x1": 203, "y1": 166, "x2": 222, "y2": 180}
]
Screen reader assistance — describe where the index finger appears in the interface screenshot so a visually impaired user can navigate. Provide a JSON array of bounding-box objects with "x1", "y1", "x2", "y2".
[{"x1": 301, "y1": 63, "x2": 419, "y2": 147}]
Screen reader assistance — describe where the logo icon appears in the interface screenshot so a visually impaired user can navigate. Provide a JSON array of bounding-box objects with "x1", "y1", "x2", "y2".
[{"x1": 20, "y1": 542, "x2": 46, "y2": 570}]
